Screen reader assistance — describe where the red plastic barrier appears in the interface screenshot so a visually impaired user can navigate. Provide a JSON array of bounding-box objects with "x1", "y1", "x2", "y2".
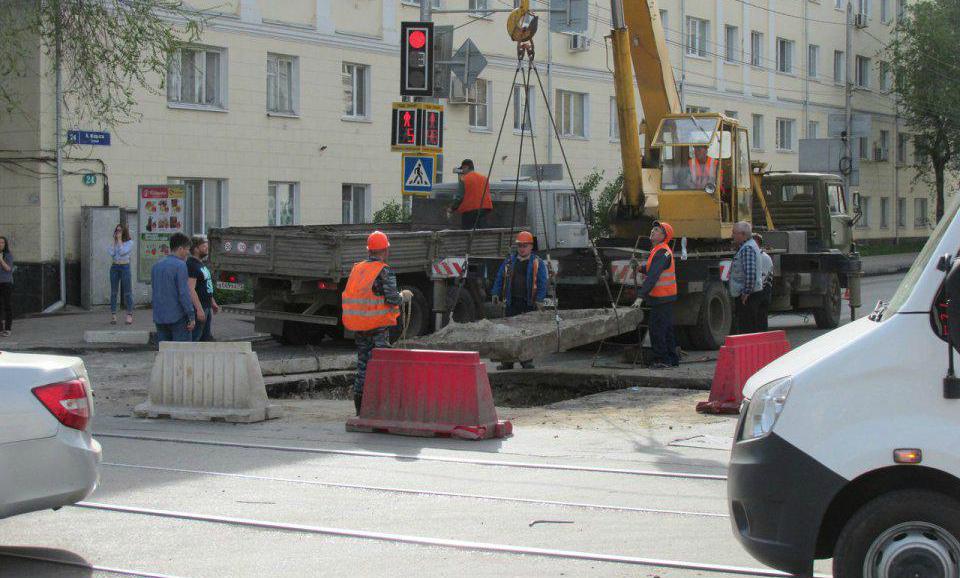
[
  {"x1": 696, "y1": 331, "x2": 791, "y2": 414},
  {"x1": 346, "y1": 349, "x2": 512, "y2": 440}
]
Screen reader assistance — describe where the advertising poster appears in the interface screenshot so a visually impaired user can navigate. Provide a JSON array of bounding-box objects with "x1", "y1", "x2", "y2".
[{"x1": 138, "y1": 184, "x2": 185, "y2": 282}]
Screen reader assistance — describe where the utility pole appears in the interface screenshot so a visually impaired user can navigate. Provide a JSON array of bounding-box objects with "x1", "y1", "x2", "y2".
[
  {"x1": 420, "y1": 0, "x2": 431, "y2": 22},
  {"x1": 844, "y1": 0, "x2": 853, "y2": 199}
]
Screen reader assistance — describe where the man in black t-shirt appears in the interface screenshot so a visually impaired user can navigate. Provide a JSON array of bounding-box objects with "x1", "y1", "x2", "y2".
[{"x1": 187, "y1": 236, "x2": 220, "y2": 341}]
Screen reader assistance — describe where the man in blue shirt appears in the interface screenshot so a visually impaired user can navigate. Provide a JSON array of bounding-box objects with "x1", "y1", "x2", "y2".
[
  {"x1": 151, "y1": 232, "x2": 196, "y2": 342},
  {"x1": 491, "y1": 231, "x2": 549, "y2": 369}
]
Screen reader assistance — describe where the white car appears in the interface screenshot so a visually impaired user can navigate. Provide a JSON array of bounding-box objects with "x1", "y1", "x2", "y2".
[{"x1": 0, "y1": 351, "x2": 102, "y2": 519}]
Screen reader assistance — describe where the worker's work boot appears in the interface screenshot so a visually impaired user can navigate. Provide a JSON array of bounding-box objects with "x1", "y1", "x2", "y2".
[
  {"x1": 496, "y1": 362, "x2": 515, "y2": 370},
  {"x1": 520, "y1": 360, "x2": 535, "y2": 369},
  {"x1": 353, "y1": 393, "x2": 363, "y2": 416}
]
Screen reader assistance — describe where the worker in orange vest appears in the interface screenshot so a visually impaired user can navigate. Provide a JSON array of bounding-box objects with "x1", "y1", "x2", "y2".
[
  {"x1": 449, "y1": 159, "x2": 493, "y2": 229},
  {"x1": 342, "y1": 231, "x2": 412, "y2": 415},
  {"x1": 638, "y1": 221, "x2": 679, "y2": 369},
  {"x1": 688, "y1": 146, "x2": 718, "y2": 190},
  {"x1": 491, "y1": 231, "x2": 549, "y2": 369}
]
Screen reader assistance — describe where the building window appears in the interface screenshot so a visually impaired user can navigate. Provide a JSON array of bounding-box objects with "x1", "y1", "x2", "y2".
[
  {"x1": 881, "y1": 0, "x2": 890, "y2": 22},
  {"x1": 897, "y1": 0, "x2": 906, "y2": 21},
  {"x1": 859, "y1": 137, "x2": 870, "y2": 160},
  {"x1": 609, "y1": 97, "x2": 619, "y2": 140},
  {"x1": 342, "y1": 63, "x2": 369, "y2": 119},
  {"x1": 880, "y1": 197, "x2": 889, "y2": 228},
  {"x1": 857, "y1": 0, "x2": 872, "y2": 17},
  {"x1": 913, "y1": 136, "x2": 925, "y2": 164},
  {"x1": 834, "y1": 50, "x2": 845, "y2": 84},
  {"x1": 724, "y1": 25, "x2": 739, "y2": 63},
  {"x1": 169, "y1": 178, "x2": 226, "y2": 236},
  {"x1": 878, "y1": 130, "x2": 889, "y2": 161},
  {"x1": 835, "y1": 0, "x2": 843, "y2": 8},
  {"x1": 776, "y1": 118, "x2": 795, "y2": 151},
  {"x1": 752, "y1": 114, "x2": 764, "y2": 150},
  {"x1": 167, "y1": 46, "x2": 226, "y2": 108},
  {"x1": 342, "y1": 184, "x2": 369, "y2": 224},
  {"x1": 660, "y1": 10, "x2": 669, "y2": 41},
  {"x1": 468, "y1": 0, "x2": 488, "y2": 10},
  {"x1": 685, "y1": 105, "x2": 709, "y2": 113},
  {"x1": 513, "y1": 85, "x2": 535, "y2": 132},
  {"x1": 556, "y1": 90, "x2": 587, "y2": 138},
  {"x1": 897, "y1": 132, "x2": 908, "y2": 164},
  {"x1": 750, "y1": 31, "x2": 764, "y2": 67},
  {"x1": 403, "y1": 0, "x2": 441, "y2": 6},
  {"x1": 724, "y1": 110, "x2": 738, "y2": 119},
  {"x1": 808, "y1": 120, "x2": 820, "y2": 138},
  {"x1": 856, "y1": 55, "x2": 871, "y2": 88},
  {"x1": 808, "y1": 44, "x2": 819, "y2": 78},
  {"x1": 879, "y1": 61, "x2": 891, "y2": 92},
  {"x1": 915, "y1": 197, "x2": 928, "y2": 228},
  {"x1": 857, "y1": 196, "x2": 870, "y2": 228},
  {"x1": 268, "y1": 182, "x2": 299, "y2": 226},
  {"x1": 267, "y1": 54, "x2": 298, "y2": 115},
  {"x1": 777, "y1": 38, "x2": 794, "y2": 73},
  {"x1": 686, "y1": 17, "x2": 709, "y2": 58},
  {"x1": 468, "y1": 79, "x2": 491, "y2": 130},
  {"x1": 897, "y1": 197, "x2": 906, "y2": 228}
]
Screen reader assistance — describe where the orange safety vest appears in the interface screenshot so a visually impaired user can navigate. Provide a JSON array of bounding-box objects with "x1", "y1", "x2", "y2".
[
  {"x1": 341, "y1": 261, "x2": 400, "y2": 332},
  {"x1": 688, "y1": 156, "x2": 718, "y2": 185},
  {"x1": 457, "y1": 172, "x2": 493, "y2": 213},
  {"x1": 645, "y1": 243, "x2": 677, "y2": 298}
]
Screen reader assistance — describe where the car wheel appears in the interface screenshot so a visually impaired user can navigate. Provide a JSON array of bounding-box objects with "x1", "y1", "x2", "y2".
[
  {"x1": 813, "y1": 273, "x2": 842, "y2": 329},
  {"x1": 833, "y1": 490, "x2": 960, "y2": 578}
]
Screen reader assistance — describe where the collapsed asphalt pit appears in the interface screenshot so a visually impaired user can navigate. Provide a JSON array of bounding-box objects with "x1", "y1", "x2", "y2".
[{"x1": 266, "y1": 369, "x2": 709, "y2": 408}]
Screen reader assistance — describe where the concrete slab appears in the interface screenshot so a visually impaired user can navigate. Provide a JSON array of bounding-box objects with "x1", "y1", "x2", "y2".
[
  {"x1": 84, "y1": 330, "x2": 151, "y2": 345},
  {"x1": 259, "y1": 353, "x2": 355, "y2": 376}
]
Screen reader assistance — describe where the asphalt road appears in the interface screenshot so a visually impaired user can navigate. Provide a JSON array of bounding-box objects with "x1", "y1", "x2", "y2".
[{"x1": 0, "y1": 274, "x2": 907, "y2": 578}]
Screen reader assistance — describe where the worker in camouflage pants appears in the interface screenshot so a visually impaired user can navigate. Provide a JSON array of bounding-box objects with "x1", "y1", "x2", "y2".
[{"x1": 341, "y1": 231, "x2": 411, "y2": 415}]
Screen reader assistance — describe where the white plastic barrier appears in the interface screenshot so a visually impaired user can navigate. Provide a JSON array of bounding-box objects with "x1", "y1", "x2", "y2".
[{"x1": 135, "y1": 341, "x2": 281, "y2": 423}]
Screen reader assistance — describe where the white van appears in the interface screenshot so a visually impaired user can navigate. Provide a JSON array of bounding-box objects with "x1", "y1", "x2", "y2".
[{"x1": 728, "y1": 199, "x2": 960, "y2": 577}]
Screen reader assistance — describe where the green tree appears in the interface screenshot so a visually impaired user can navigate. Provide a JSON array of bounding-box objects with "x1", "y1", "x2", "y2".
[
  {"x1": 888, "y1": 0, "x2": 960, "y2": 222},
  {"x1": 577, "y1": 169, "x2": 622, "y2": 240},
  {"x1": 373, "y1": 199, "x2": 411, "y2": 223},
  {"x1": 0, "y1": 0, "x2": 208, "y2": 126}
]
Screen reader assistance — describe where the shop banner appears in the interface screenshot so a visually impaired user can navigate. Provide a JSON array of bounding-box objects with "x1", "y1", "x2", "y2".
[{"x1": 138, "y1": 184, "x2": 185, "y2": 282}]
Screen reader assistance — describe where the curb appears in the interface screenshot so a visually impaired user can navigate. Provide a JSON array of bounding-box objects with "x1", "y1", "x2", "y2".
[
  {"x1": 1, "y1": 334, "x2": 270, "y2": 354},
  {"x1": 860, "y1": 264, "x2": 913, "y2": 278}
]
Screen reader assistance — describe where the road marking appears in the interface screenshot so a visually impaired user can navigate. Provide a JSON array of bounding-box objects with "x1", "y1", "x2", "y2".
[
  {"x1": 75, "y1": 501, "x2": 824, "y2": 577},
  {"x1": 103, "y1": 461, "x2": 729, "y2": 519},
  {"x1": 0, "y1": 550, "x2": 183, "y2": 578},
  {"x1": 96, "y1": 432, "x2": 728, "y2": 480}
]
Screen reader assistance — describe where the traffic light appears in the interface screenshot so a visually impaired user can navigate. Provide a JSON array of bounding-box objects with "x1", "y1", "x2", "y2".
[{"x1": 401, "y1": 21, "x2": 434, "y2": 97}]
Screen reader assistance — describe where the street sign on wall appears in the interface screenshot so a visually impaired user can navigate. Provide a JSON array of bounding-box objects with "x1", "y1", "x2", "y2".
[{"x1": 67, "y1": 130, "x2": 111, "y2": 146}]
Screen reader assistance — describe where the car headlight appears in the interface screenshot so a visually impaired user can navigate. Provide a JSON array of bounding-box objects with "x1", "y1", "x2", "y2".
[{"x1": 741, "y1": 377, "x2": 793, "y2": 440}]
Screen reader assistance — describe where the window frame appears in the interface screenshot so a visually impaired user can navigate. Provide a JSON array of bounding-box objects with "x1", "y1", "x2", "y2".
[
  {"x1": 857, "y1": 196, "x2": 871, "y2": 229},
  {"x1": 556, "y1": 89, "x2": 588, "y2": 139},
  {"x1": 342, "y1": 62, "x2": 370, "y2": 121},
  {"x1": 167, "y1": 45, "x2": 228, "y2": 111},
  {"x1": 914, "y1": 197, "x2": 929, "y2": 228},
  {"x1": 724, "y1": 25, "x2": 739, "y2": 63},
  {"x1": 267, "y1": 181, "x2": 300, "y2": 226},
  {"x1": 341, "y1": 183, "x2": 370, "y2": 224},
  {"x1": 808, "y1": 120, "x2": 820, "y2": 139},
  {"x1": 776, "y1": 37, "x2": 795, "y2": 74},
  {"x1": 750, "y1": 31, "x2": 764, "y2": 68},
  {"x1": 513, "y1": 85, "x2": 536, "y2": 134},
  {"x1": 609, "y1": 96, "x2": 620, "y2": 141},
  {"x1": 834, "y1": 50, "x2": 845, "y2": 85},
  {"x1": 167, "y1": 177, "x2": 228, "y2": 236},
  {"x1": 686, "y1": 16, "x2": 709, "y2": 58},
  {"x1": 808, "y1": 44, "x2": 820, "y2": 78},
  {"x1": 266, "y1": 53, "x2": 299, "y2": 116},
  {"x1": 752, "y1": 113, "x2": 765, "y2": 150},
  {"x1": 855, "y1": 55, "x2": 871, "y2": 89},
  {"x1": 880, "y1": 196, "x2": 890, "y2": 228},
  {"x1": 897, "y1": 197, "x2": 907, "y2": 228},
  {"x1": 776, "y1": 117, "x2": 795, "y2": 152},
  {"x1": 468, "y1": 78, "x2": 492, "y2": 131}
]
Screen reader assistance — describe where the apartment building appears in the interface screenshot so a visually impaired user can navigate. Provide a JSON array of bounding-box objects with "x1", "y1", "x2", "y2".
[{"x1": 0, "y1": 0, "x2": 934, "y2": 314}]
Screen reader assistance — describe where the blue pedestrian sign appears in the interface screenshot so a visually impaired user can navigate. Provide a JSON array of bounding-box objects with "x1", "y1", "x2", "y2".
[
  {"x1": 67, "y1": 130, "x2": 111, "y2": 146},
  {"x1": 402, "y1": 154, "x2": 435, "y2": 195}
]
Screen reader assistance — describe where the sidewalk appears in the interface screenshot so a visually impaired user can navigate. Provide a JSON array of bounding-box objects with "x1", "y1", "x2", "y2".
[
  {"x1": 860, "y1": 252, "x2": 918, "y2": 277},
  {"x1": 0, "y1": 306, "x2": 263, "y2": 352}
]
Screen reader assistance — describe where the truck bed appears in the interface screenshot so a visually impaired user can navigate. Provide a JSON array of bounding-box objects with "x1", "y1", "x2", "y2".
[{"x1": 208, "y1": 224, "x2": 516, "y2": 280}]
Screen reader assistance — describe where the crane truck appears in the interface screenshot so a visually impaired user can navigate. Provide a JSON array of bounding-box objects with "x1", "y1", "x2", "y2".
[{"x1": 209, "y1": 0, "x2": 861, "y2": 349}]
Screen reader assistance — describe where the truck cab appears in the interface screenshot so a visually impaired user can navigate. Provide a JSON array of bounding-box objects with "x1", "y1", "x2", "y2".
[
  {"x1": 754, "y1": 172, "x2": 855, "y2": 253},
  {"x1": 728, "y1": 198, "x2": 960, "y2": 577}
]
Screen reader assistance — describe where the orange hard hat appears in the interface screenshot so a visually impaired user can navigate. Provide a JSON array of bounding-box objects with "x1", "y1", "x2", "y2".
[
  {"x1": 367, "y1": 230, "x2": 390, "y2": 251},
  {"x1": 515, "y1": 231, "x2": 534, "y2": 244},
  {"x1": 653, "y1": 221, "x2": 674, "y2": 242}
]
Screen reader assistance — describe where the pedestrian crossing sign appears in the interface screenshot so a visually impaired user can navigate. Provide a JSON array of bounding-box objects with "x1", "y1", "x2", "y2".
[{"x1": 402, "y1": 153, "x2": 436, "y2": 195}]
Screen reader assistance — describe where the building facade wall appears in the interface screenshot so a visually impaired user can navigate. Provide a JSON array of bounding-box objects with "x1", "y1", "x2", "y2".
[{"x1": 0, "y1": 0, "x2": 941, "y2": 314}]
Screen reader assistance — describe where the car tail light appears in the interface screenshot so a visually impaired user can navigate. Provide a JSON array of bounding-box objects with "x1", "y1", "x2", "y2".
[
  {"x1": 317, "y1": 280, "x2": 336, "y2": 291},
  {"x1": 32, "y1": 380, "x2": 91, "y2": 431}
]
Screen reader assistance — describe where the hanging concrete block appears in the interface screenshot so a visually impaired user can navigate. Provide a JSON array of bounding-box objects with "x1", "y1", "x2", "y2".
[{"x1": 135, "y1": 342, "x2": 282, "y2": 423}]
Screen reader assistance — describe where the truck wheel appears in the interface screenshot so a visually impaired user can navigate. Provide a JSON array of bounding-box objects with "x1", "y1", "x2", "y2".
[
  {"x1": 688, "y1": 282, "x2": 732, "y2": 350},
  {"x1": 813, "y1": 273, "x2": 842, "y2": 329},
  {"x1": 389, "y1": 285, "x2": 429, "y2": 341},
  {"x1": 279, "y1": 321, "x2": 323, "y2": 346},
  {"x1": 833, "y1": 490, "x2": 960, "y2": 578},
  {"x1": 447, "y1": 285, "x2": 478, "y2": 323}
]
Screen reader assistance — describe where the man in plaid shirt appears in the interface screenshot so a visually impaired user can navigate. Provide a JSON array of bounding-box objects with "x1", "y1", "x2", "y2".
[{"x1": 729, "y1": 221, "x2": 763, "y2": 334}]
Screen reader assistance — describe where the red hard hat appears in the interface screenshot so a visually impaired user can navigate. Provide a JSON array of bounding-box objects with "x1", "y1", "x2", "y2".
[
  {"x1": 653, "y1": 221, "x2": 674, "y2": 243},
  {"x1": 367, "y1": 230, "x2": 390, "y2": 251},
  {"x1": 515, "y1": 231, "x2": 534, "y2": 244}
]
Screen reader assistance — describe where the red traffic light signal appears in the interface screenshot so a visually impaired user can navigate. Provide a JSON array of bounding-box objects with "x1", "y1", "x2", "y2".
[{"x1": 400, "y1": 21, "x2": 434, "y2": 97}]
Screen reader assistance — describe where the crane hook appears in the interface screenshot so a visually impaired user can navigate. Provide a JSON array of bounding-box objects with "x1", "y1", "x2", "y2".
[{"x1": 506, "y1": 0, "x2": 538, "y2": 43}]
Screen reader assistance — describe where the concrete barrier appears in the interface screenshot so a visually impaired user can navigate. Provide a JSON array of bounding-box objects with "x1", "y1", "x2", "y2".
[
  {"x1": 84, "y1": 330, "x2": 151, "y2": 345},
  {"x1": 135, "y1": 341, "x2": 282, "y2": 423}
]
